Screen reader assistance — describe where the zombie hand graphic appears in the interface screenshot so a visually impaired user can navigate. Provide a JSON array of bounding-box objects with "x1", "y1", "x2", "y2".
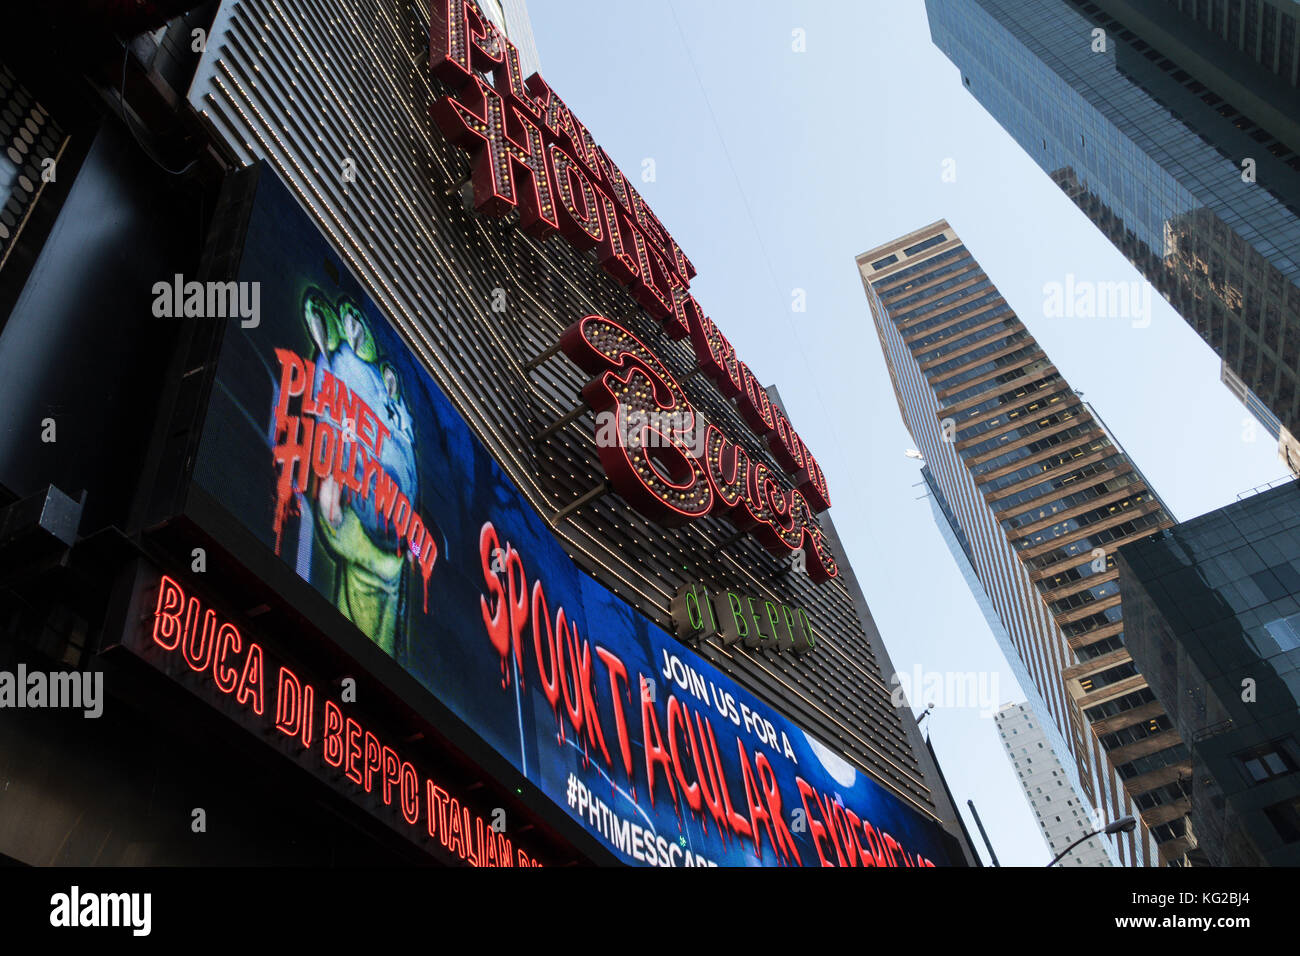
[{"x1": 302, "y1": 288, "x2": 419, "y2": 657}]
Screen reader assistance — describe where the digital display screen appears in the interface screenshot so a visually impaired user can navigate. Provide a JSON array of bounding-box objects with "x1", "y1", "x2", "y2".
[{"x1": 192, "y1": 165, "x2": 955, "y2": 866}]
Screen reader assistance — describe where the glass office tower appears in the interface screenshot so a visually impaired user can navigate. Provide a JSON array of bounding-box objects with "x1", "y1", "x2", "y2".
[
  {"x1": 859, "y1": 221, "x2": 1194, "y2": 865},
  {"x1": 1119, "y1": 480, "x2": 1300, "y2": 865},
  {"x1": 928, "y1": 0, "x2": 1300, "y2": 445}
]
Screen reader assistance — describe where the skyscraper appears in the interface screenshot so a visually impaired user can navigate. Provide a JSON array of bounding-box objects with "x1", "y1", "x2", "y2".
[
  {"x1": 1118, "y1": 480, "x2": 1300, "y2": 866},
  {"x1": 1221, "y1": 361, "x2": 1300, "y2": 476},
  {"x1": 927, "y1": 0, "x2": 1300, "y2": 446},
  {"x1": 858, "y1": 220, "x2": 1192, "y2": 866},
  {"x1": 995, "y1": 701, "x2": 1114, "y2": 866}
]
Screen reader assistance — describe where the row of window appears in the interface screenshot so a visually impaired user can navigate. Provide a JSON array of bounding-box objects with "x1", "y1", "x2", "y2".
[
  {"x1": 927, "y1": 329, "x2": 1031, "y2": 382},
  {"x1": 1116, "y1": 743, "x2": 1189, "y2": 780},
  {"x1": 1036, "y1": 550, "x2": 1117, "y2": 595},
  {"x1": 893, "y1": 275, "x2": 993, "y2": 324},
  {"x1": 1075, "y1": 633, "x2": 1127, "y2": 661},
  {"x1": 953, "y1": 374, "x2": 1059, "y2": 431},
  {"x1": 902, "y1": 233, "x2": 950, "y2": 257},
  {"x1": 875, "y1": 247, "x2": 969, "y2": 295},
  {"x1": 899, "y1": 289, "x2": 1005, "y2": 342},
  {"x1": 1003, "y1": 471, "x2": 1139, "y2": 534},
  {"x1": 934, "y1": 342, "x2": 1043, "y2": 395},
  {"x1": 1150, "y1": 817, "x2": 1187, "y2": 844},
  {"x1": 1083, "y1": 686, "x2": 1155, "y2": 723},
  {"x1": 990, "y1": 453, "x2": 1125, "y2": 516},
  {"x1": 916, "y1": 316, "x2": 1020, "y2": 368},
  {"x1": 1049, "y1": 578, "x2": 1121, "y2": 617},
  {"x1": 881, "y1": 256, "x2": 977, "y2": 307},
  {"x1": 1016, "y1": 491, "x2": 1154, "y2": 551},
  {"x1": 1133, "y1": 778, "x2": 1188, "y2": 812},
  {"x1": 963, "y1": 402, "x2": 1080, "y2": 464},
  {"x1": 888, "y1": 267, "x2": 985, "y2": 315},
  {"x1": 1023, "y1": 509, "x2": 1165, "y2": 572},
  {"x1": 941, "y1": 359, "x2": 1053, "y2": 410},
  {"x1": 978, "y1": 436, "x2": 1111, "y2": 497},
  {"x1": 1078, "y1": 661, "x2": 1137, "y2": 694},
  {"x1": 970, "y1": 420, "x2": 1097, "y2": 479},
  {"x1": 911, "y1": 303, "x2": 1014, "y2": 355},
  {"x1": 1061, "y1": 603, "x2": 1125, "y2": 639},
  {"x1": 1099, "y1": 714, "x2": 1172, "y2": 751},
  {"x1": 956, "y1": 385, "x2": 1068, "y2": 445}
]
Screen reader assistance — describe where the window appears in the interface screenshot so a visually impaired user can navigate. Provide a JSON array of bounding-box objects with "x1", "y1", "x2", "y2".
[
  {"x1": 870, "y1": 254, "x2": 898, "y2": 270},
  {"x1": 902, "y1": 234, "x2": 947, "y2": 257},
  {"x1": 1134, "y1": 779, "x2": 1189, "y2": 811},
  {"x1": 1117, "y1": 744, "x2": 1189, "y2": 780},
  {"x1": 1263, "y1": 612, "x2": 1300, "y2": 653},
  {"x1": 1100, "y1": 715, "x2": 1174, "y2": 750},
  {"x1": 1235, "y1": 739, "x2": 1300, "y2": 784},
  {"x1": 1151, "y1": 818, "x2": 1187, "y2": 844},
  {"x1": 1079, "y1": 662, "x2": 1138, "y2": 692},
  {"x1": 1084, "y1": 687, "x2": 1156, "y2": 722},
  {"x1": 1264, "y1": 798, "x2": 1300, "y2": 843}
]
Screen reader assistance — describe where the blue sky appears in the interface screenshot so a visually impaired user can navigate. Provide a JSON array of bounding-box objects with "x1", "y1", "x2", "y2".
[{"x1": 528, "y1": 0, "x2": 1291, "y2": 866}]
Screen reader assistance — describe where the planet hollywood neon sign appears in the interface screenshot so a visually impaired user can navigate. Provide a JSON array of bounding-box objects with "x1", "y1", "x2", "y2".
[{"x1": 428, "y1": 1, "x2": 837, "y2": 581}]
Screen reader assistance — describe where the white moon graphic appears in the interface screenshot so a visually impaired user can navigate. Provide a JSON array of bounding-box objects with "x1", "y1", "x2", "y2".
[{"x1": 804, "y1": 733, "x2": 857, "y2": 788}]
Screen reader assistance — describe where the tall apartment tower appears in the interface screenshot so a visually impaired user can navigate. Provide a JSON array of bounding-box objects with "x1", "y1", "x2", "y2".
[
  {"x1": 927, "y1": 0, "x2": 1300, "y2": 447},
  {"x1": 995, "y1": 702, "x2": 1114, "y2": 866},
  {"x1": 857, "y1": 221, "x2": 1193, "y2": 866}
]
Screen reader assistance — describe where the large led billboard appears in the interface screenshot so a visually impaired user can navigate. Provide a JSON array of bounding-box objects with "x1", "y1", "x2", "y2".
[{"x1": 189, "y1": 164, "x2": 955, "y2": 866}]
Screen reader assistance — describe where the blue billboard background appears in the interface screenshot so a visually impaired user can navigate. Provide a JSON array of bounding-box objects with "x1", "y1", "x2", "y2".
[{"x1": 193, "y1": 166, "x2": 956, "y2": 866}]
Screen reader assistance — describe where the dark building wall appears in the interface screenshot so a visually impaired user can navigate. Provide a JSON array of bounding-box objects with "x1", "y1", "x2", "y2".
[
  {"x1": 0, "y1": 121, "x2": 196, "y2": 534},
  {"x1": 1118, "y1": 481, "x2": 1300, "y2": 865},
  {"x1": 0, "y1": 639, "x2": 419, "y2": 866}
]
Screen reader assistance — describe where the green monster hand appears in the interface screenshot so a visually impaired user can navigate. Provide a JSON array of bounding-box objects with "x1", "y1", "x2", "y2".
[{"x1": 303, "y1": 289, "x2": 419, "y2": 657}]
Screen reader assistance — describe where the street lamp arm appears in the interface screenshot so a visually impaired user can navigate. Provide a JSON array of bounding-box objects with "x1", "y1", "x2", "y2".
[
  {"x1": 1045, "y1": 815, "x2": 1136, "y2": 867},
  {"x1": 1046, "y1": 829, "x2": 1099, "y2": 868}
]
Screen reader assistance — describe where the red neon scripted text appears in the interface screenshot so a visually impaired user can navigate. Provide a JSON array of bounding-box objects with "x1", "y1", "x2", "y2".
[
  {"x1": 148, "y1": 574, "x2": 542, "y2": 867},
  {"x1": 426, "y1": 0, "x2": 833, "y2": 521},
  {"x1": 478, "y1": 525, "x2": 934, "y2": 865}
]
